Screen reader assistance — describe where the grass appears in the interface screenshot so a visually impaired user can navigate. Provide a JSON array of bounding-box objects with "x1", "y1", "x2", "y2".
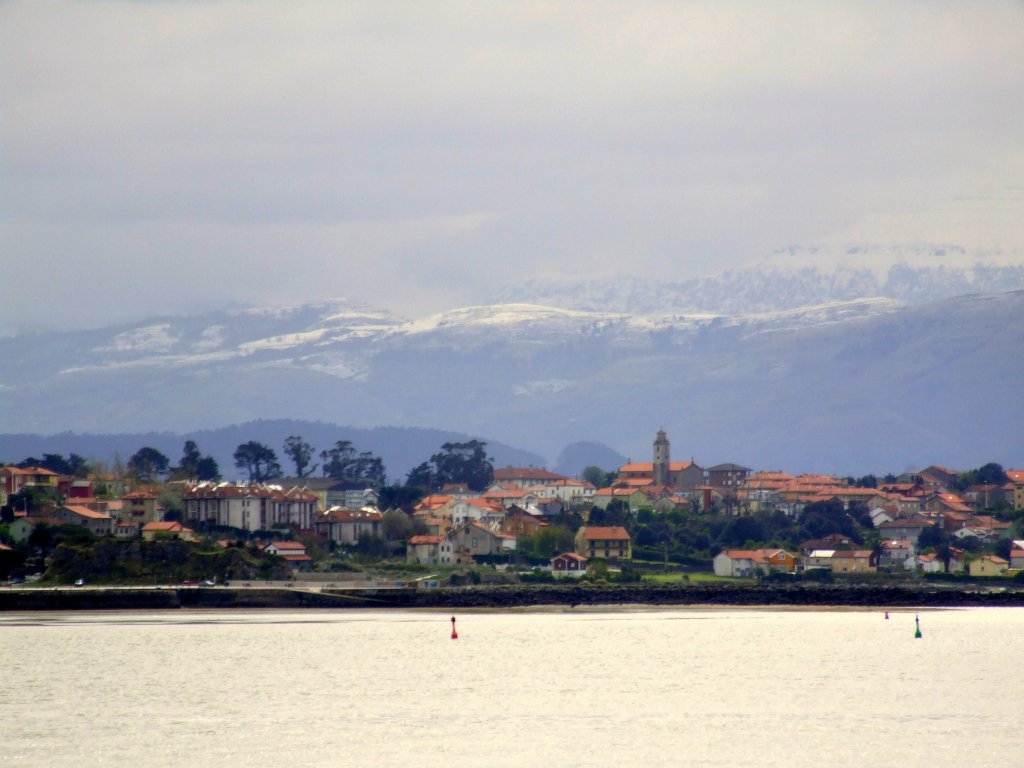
[{"x1": 643, "y1": 572, "x2": 754, "y2": 585}]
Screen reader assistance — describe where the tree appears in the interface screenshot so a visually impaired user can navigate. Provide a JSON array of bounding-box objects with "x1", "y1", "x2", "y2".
[
  {"x1": 175, "y1": 440, "x2": 220, "y2": 481},
  {"x1": 320, "y1": 440, "x2": 386, "y2": 486},
  {"x1": 581, "y1": 465, "x2": 610, "y2": 489},
  {"x1": 127, "y1": 447, "x2": 170, "y2": 483},
  {"x1": 67, "y1": 454, "x2": 91, "y2": 479},
  {"x1": 381, "y1": 509, "x2": 413, "y2": 541},
  {"x1": 283, "y1": 436, "x2": 318, "y2": 478},
  {"x1": 233, "y1": 441, "x2": 282, "y2": 482},
  {"x1": 406, "y1": 440, "x2": 494, "y2": 492},
  {"x1": 530, "y1": 525, "x2": 575, "y2": 558}
]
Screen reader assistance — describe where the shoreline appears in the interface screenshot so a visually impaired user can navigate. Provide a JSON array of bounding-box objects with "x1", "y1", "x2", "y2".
[{"x1": 3, "y1": 582, "x2": 1023, "y2": 611}]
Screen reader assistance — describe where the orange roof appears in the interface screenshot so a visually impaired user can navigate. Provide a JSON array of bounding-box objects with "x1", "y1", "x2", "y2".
[
  {"x1": 142, "y1": 521, "x2": 187, "y2": 532},
  {"x1": 268, "y1": 540, "x2": 306, "y2": 551},
  {"x1": 618, "y1": 462, "x2": 695, "y2": 473},
  {"x1": 493, "y1": 467, "x2": 568, "y2": 482},
  {"x1": 409, "y1": 535, "x2": 443, "y2": 545},
  {"x1": 63, "y1": 505, "x2": 111, "y2": 520},
  {"x1": 581, "y1": 526, "x2": 630, "y2": 541}
]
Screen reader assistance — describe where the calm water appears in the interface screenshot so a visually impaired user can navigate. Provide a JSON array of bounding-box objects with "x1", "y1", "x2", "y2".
[{"x1": 2, "y1": 607, "x2": 1021, "y2": 767}]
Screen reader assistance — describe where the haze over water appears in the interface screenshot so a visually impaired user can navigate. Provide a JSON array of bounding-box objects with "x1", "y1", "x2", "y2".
[{"x1": 3, "y1": 608, "x2": 1021, "y2": 767}]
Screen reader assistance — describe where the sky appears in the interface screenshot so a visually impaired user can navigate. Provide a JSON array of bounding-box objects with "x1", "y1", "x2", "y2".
[{"x1": 2, "y1": 0, "x2": 1023, "y2": 333}]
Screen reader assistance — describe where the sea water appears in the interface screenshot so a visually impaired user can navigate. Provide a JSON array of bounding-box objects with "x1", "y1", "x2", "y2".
[{"x1": 2, "y1": 607, "x2": 1021, "y2": 767}]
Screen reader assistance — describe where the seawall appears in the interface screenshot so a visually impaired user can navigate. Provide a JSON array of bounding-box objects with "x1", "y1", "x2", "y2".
[{"x1": 3, "y1": 582, "x2": 1024, "y2": 611}]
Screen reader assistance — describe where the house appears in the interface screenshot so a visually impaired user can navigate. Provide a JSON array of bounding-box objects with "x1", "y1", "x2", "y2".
[
  {"x1": 878, "y1": 539, "x2": 915, "y2": 570},
  {"x1": 876, "y1": 517, "x2": 932, "y2": 543},
  {"x1": 450, "y1": 498, "x2": 504, "y2": 527},
  {"x1": 263, "y1": 540, "x2": 313, "y2": 569},
  {"x1": 530, "y1": 478, "x2": 596, "y2": 504},
  {"x1": 112, "y1": 520, "x2": 141, "y2": 540},
  {"x1": 869, "y1": 506, "x2": 896, "y2": 528},
  {"x1": 314, "y1": 507, "x2": 384, "y2": 545},
  {"x1": 52, "y1": 505, "x2": 112, "y2": 536},
  {"x1": 551, "y1": 552, "x2": 588, "y2": 577},
  {"x1": 1006, "y1": 470, "x2": 1024, "y2": 510},
  {"x1": 407, "y1": 534, "x2": 444, "y2": 565},
  {"x1": 122, "y1": 491, "x2": 161, "y2": 523},
  {"x1": 798, "y1": 534, "x2": 855, "y2": 557},
  {"x1": 1, "y1": 465, "x2": 72, "y2": 498},
  {"x1": 574, "y1": 526, "x2": 631, "y2": 561},
  {"x1": 915, "y1": 550, "x2": 964, "y2": 574},
  {"x1": 705, "y1": 463, "x2": 752, "y2": 491},
  {"x1": 591, "y1": 487, "x2": 648, "y2": 512},
  {"x1": 713, "y1": 549, "x2": 795, "y2": 578},
  {"x1": 492, "y1": 467, "x2": 569, "y2": 488},
  {"x1": 141, "y1": 521, "x2": 195, "y2": 541},
  {"x1": 829, "y1": 550, "x2": 877, "y2": 575},
  {"x1": 967, "y1": 555, "x2": 1008, "y2": 577},
  {"x1": 501, "y1": 506, "x2": 547, "y2": 538},
  {"x1": 1008, "y1": 542, "x2": 1024, "y2": 571},
  {"x1": 438, "y1": 522, "x2": 516, "y2": 565}
]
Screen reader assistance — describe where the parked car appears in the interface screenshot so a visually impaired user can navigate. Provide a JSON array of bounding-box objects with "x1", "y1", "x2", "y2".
[
  {"x1": 73, "y1": 578, "x2": 85, "y2": 587},
  {"x1": 199, "y1": 579, "x2": 215, "y2": 587}
]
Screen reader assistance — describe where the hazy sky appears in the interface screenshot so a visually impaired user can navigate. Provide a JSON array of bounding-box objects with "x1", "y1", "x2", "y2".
[{"x1": 2, "y1": 0, "x2": 1023, "y2": 332}]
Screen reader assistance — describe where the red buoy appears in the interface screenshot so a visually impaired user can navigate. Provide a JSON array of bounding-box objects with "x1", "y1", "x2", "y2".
[{"x1": 450, "y1": 615, "x2": 458, "y2": 640}]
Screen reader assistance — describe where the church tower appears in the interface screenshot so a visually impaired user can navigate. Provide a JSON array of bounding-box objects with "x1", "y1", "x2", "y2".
[{"x1": 652, "y1": 428, "x2": 670, "y2": 487}]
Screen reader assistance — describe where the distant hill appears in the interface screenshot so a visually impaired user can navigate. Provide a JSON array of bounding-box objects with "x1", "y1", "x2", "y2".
[
  {"x1": 1, "y1": 288, "x2": 1022, "y2": 475},
  {"x1": 554, "y1": 442, "x2": 628, "y2": 478}
]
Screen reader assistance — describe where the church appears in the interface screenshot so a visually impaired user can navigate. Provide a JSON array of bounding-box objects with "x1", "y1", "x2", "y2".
[{"x1": 616, "y1": 429, "x2": 704, "y2": 491}]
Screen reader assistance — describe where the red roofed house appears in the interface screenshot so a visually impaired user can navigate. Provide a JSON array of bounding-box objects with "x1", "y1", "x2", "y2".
[
  {"x1": 438, "y1": 522, "x2": 516, "y2": 565},
  {"x1": 574, "y1": 526, "x2": 631, "y2": 561},
  {"x1": 141, "y1": 521, "x2": 195, "y2": 542},
  {"x1": 122, "y1": 491, "x2": 161, "y2": 523},
  {"x1": 52, "y1": 505, "x2": 112, "y2": 536},
  {"x1": 713, "y1": 549, "x2": 795, "y2": 577},
  {"x1": 407, "y1": 534, "x2": 444, "y2": 565},
  {"x1": 551, "y1": 551, "x2": 588, "y2": 577},
  {"x1": 263, "y1": 540, "x2": 313, "y2": 569},
  {"x1": 493, "y1": 467, "x2": 570, "y2": 488}
]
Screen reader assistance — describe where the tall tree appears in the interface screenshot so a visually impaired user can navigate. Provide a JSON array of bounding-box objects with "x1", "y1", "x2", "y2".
[
  {"x1": 126, "y1": 447, "x2": 170, "y2": 483},
  {"x1": 174, "y1": 440, "x2": 220, "y2": 481},
  {"x1": 233, "y1": 441, "x2": 282, "y2": 483},
  {"x1": 283, "y1": 436, "x2": 318, "y2": 478},
  {"x1": 406, "y1": 440, "x2": 494, "y2": 492},
  {"x1": 321, "y1": 441, "x2": 386, "y2": 486}
]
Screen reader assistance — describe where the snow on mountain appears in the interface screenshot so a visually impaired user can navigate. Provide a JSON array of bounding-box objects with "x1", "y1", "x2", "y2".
[
  {"x1": 491, "y1": 252, "x2": 1024, "y2": 315},
  {"x1": 1, "y1": 286, "x2": 1022, "y2": 473}
]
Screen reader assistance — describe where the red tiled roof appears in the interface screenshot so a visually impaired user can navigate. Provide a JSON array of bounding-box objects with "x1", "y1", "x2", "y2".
[
  {"x1": 581, "y1": 526, "x2": 630, "y2": 541},
  {"x1": 493, "y1": 467, "x2": 568, "y2": 482},
  {"x1": 409, "y1": 535, "x2": 443, "y2": 545}
]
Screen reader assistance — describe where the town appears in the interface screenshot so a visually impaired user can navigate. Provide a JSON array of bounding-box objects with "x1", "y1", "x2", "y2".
[{"x1": 2, "y1": 429, "x2": 1023, "y2": 588}]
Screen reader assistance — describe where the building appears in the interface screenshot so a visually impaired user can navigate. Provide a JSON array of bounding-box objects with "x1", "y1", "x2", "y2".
[
  {"x1": 314, "y1": 507, "x2": 384, "y2": 545},
  {"x1": 121, "y1": 491, "x2": 161, "y2": 524},
  {"x1": 438, "y1": 522, "x2": 516, "y2": 564},
  {"x1": 615, "y1": 430, "x2": 703, "y2": 491},
  {"x1": 967, "y1": 555, "x2": 1008, "y2": 577},
  {"x1": 551, "y1": 552, "x2": 588, "y2": 577},
  {"x1": 407, "y1": 534, "x2": 444, "y2": 565},
  {"x1": 141, "y1": 521, "x2": 195, "y2": 541},
  {"x1": 181, "y1": 482, "x2": 318, "y2": 533},
  {"x1": 574, "y1": 526, "x2": 631, "y2": 561},
  {"x1": 713, "y1": 549, "x2": 795, "y2": 577},
  {"x1": 263, "y1": 540, "x2": 313, "y2": 569},
  {"x1": 492, "y1": 467, "x2": 570, "y2": 488},
  {"x1": 705, "y1": 463, "x2": 753, "y2": 491},
  {"x1": 52, "y1": 505, "x2": 113, "y2": 536}
]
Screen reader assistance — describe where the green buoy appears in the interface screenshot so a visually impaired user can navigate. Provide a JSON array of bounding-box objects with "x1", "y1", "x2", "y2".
[{"x1": 914, "y1": 614, "x2": 922, "y2": 639}]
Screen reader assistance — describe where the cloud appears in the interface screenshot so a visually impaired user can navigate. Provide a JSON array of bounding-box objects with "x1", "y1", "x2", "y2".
[{"x1": 2, "y1": 0, "x2": 1023, "y2": 331}]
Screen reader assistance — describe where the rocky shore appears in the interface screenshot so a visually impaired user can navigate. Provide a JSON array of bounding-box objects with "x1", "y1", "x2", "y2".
[{"x1": 3, "y1": 582, "x2": 1024, "y2": 611}]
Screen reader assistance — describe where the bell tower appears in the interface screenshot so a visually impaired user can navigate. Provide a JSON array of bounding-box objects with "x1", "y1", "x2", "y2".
[{"x1": 652, "y1": 428, "x2": 670, "y2": 487}]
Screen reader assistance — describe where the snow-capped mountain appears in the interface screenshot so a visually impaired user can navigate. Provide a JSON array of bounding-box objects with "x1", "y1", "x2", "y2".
[
  {"x1": 491, "y1": 251, "x2": 1024, "y2": 315},
  {"x1": 1, "y1": 287, "x2": 1022, "y2": 473}
]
